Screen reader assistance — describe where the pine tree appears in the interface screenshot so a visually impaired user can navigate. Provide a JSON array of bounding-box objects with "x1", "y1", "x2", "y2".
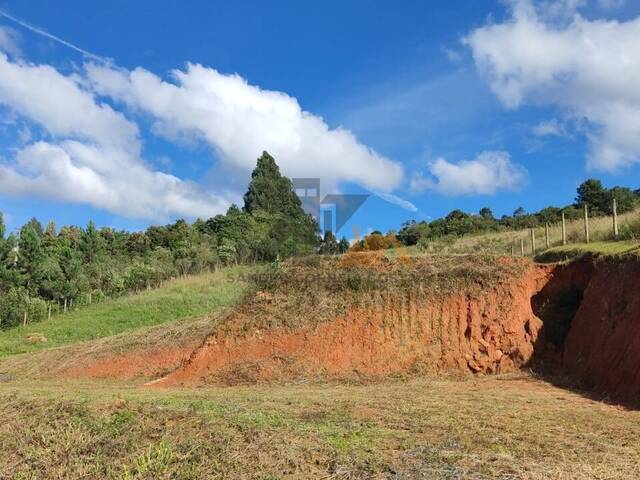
[
  {"x1": 0, "y1": 213, "x2": 19, "y2": 292},
  {"x1": 243, "y1": 151, "x2": 305, "y2": 217},
  {"x1": 17, "y1": 222, "x2": 45, "y2": 295},
  {"x1": 242, "y1": 152, "x2": 319, "y2": 258}
]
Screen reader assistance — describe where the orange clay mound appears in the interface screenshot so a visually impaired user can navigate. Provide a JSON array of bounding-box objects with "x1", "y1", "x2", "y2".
[
  {"x1": 62, "y1": 253, "x2": 640, "y2": 403},
  {"x1": 63, "y1": 344, "x2": 195, "y2": 380},
  {"x1": 149, "y1": 256, "x2": 552, "y2": 387}
]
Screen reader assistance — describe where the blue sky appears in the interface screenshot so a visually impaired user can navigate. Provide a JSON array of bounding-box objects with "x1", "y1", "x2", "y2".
[{"x1": 1, "y1": 0, "x2": 640, "y2": 238}]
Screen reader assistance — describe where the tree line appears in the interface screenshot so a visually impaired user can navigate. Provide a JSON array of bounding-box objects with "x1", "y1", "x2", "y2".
[
  {"x1": 0, "y1": 152, "x2": 318, "y2": 329},
  {"x1": 357, "y1": 179, "x2": 639, "y2": 250}
]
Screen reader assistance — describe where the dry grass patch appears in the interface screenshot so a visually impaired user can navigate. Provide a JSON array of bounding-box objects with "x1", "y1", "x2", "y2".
[
  {"x1": 2, "y1": 375, "x2": 640, "y2": 479},
  {"x1": 420, "y1": 209, "x2": 640, "y2": 257}
]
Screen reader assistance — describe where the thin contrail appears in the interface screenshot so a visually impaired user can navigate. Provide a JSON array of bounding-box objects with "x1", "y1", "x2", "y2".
[{"x1": 0, "y1": 8, "x2": 106, "y2": 62}]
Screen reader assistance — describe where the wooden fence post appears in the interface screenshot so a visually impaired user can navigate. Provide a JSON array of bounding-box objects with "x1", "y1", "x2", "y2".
[
  {"x1": 584, "y1": 204, "x2": 590, "y2": 243},
  {"x1": 530, "y1": 228, "x2": 536, "y2": 255},
  {"x1": 520, "y1": 238, "x2": 524, "y2": 257},
  {"x1": 613, "y1": 198, "x2": 619, "y2": 238},
  {"x1": 23, "y1": 311, "x2": 27, "y2": 327},
  {"x1": 511, "y1": 244, "x2": 514, "y2": 257},
  {"x1": 48, "y1": 303, "x2": 51, "y2": 321},
  {"x1": 561, "y1": 211, "x2": 567, "y2": 245},
  {"x1": 545, "y1": 223, "x2": 550, "y2": 249}
]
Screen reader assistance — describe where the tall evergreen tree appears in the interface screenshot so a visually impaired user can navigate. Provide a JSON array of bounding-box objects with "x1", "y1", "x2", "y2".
[
  {"x1": 243, "y1": 151, "x2": 306, "y2": 217},
  {"x1": 0, "y1": 213, "x2": 19, "y2": 292},
  {"x1": 17, "y1": 223, "x2": 45, "y2": 294},
  {"x1": 242, "y1": 151, "x2": 319, "y2": 258}
]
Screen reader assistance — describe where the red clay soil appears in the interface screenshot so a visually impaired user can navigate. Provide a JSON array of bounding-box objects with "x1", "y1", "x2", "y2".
[
  {"x1": 62, "y1": 254, "x2": 640, "y2": 402},
  {"x1": 560, "y1": 259, "x2": 640, "y2": 400},
  {"x1": 150, "y1": 263, "x2": 552, "y2": 387},
  {"x1": 63, "y1": 345, "x2": 195, "y2": 380}
]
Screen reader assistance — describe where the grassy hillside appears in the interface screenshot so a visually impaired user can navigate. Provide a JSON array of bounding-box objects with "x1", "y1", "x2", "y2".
[
  {"x1": 0, "y1": 267, "x2": 248, "y2": 358},
  {"x1": 535, "y1": 241, "x2": 640, "y2": 263},
  {"x1": 417, "y1": 208, "x2": 640, "y2": 256}
]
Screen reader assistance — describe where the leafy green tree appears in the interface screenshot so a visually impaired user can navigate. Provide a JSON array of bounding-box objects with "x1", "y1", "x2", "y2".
[
  {"x1": 319, "y1": 231, "x2": 338, "y2": 254},
  {"x1": 513, "y1": 207, "x2": 526, "y2": 218},
  {"x1": 0, "y1": 287, "x2": 44, "y2": 329},
  {"x1": 338, "y1": 237, "x2": 350, "y2": 254},
  {"x1": 446, "y1": 209, "x2": 468, "y2": 221},
  {"x1": 58, "y1": 245, "x2": 89, "y2": 306},
  {"x1": 609, "y1": 186, "x2": 636, "y2": 214},
  {"x1": 479, "y1": 207, "x2": 494, "y2": 220},
  {"x1": 38, "y1": 254, "x2": 64, "y2": 301},
  {"x1": 537, "y1": 206, "x2": 562, "y2": 224},
  {"x1": 397, "y1": 220, "x2": 430, "y2": 246},
  {"x1": 576, "y1": 179, "x2": 609, "y2": 214},
  {"x1": 127, "y1": 232, "x2": 151, "y2": 256}
]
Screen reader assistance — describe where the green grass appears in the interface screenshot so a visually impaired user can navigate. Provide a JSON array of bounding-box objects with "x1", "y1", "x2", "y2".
[
  {"x1": 0, "y1": 267, "x2": 248, "y2": 358},
  {"x1": 535, "y1": 241, "x2": 640, "y2": 263}
]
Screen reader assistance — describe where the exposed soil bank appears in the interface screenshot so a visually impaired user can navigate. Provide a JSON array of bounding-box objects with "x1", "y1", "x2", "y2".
[
  {"x1": 58, "y1": 254, "x2": 640, "y2": 403},
  {"x1": 534, "y1": 256, "x2": 640, "y2": 401},
  {"x1": 151, "y1": 260, "x2": 552, "y2": 386}
]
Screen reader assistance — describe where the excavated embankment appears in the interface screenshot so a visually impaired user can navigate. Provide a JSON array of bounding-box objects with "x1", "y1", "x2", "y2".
[
  {"x1": 533, "y1": 255, "x2": 640, "y2": 401},
  {"x1": 61, "y1": 252, "x2": 640, "y2": 402},
  {"x1": 150, "y1": 255, "x2": 553, "y2": 387}
]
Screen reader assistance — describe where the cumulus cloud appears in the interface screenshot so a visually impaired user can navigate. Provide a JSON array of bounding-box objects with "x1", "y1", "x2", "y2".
[
  {"x1": 0, "y1": 53, "x2": 137, "y2": 151},
  {"x1": 411, "y1": 151, "x2": 527, "y2": 196},
  {"x1": 85, "y1": 63, "x2": 404, "y2": 193},
  {"x1": 0, "y1": 23, "x2": 405, "y2": 220},
  {"x1": 0, "y1": 53, "x2": 231, "y2": 220},
  {"x1": 0, "y1": 141, "x2": 227, "y2": 219},
  {"x1": 466, "y1": 0, "x2": 640, "y2": 171}
]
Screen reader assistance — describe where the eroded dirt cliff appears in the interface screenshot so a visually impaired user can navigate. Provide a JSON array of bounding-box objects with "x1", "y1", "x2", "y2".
[
  {"x1": 151, "y1": 255, "x2": 552, "y2": 386},
  {"x1": 534, "y1": 256, "x2": 640, "y2": 401}
]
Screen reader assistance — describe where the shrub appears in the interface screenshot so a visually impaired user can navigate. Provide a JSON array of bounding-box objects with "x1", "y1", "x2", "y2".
[{"x1": 0, "y1": 287, "x2": 47, "y2": 329}]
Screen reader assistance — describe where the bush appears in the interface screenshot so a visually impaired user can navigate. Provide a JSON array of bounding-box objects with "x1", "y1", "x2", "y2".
[{"x1": 0, "y1": 287, "x2": 48, "y2": 329}]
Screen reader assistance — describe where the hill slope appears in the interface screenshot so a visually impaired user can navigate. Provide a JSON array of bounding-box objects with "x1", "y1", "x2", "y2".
[{"x1": 0, "y1": 268, "x2": 247, "y2": 359}]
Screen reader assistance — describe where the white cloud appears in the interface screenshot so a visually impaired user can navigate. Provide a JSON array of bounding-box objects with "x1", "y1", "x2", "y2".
[
  {"x1": 466, "y1": 0, "x2": 640, "y2": 171},
  {"x1": 0, "y1": 42, "x2": 405, "y2": 220},
  {"x1": 0, "y1": 53, "x2": 137, "y2": 151},
  {"x1": 0, "y1": 53, "x2": 231, "y2": 220},
  {"x1": 411, "y1": 151, "x2": 527, "y2": 196},
  {"x1": 0, "y1": 26, "x2": 20, "y2": 57},
  {"x1": 0, "y1": 141, "x2": 227, "y2": 219},
  {"x1": 533, "y1": 118, "x2": 566, "y2": 137},
  {"x1": 86, "y1": 63, "x2": 404, "y2": 193}
]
